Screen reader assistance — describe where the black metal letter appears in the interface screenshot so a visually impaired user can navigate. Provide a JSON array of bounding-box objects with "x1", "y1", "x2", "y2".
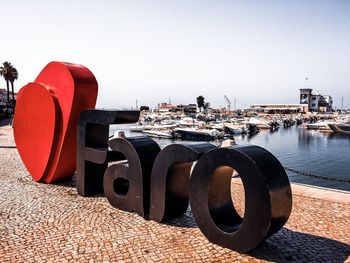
[
  {"x1": 149, "y1": 143, "x2": 216, "y2": 222},
  {"x1": 103, "y1": 136, "x2": 160, "y2": 218},
  {"x1": 77, "y1": 109, "x2": 140, "y2": 196},
  {"x1": 189, "y1": 145, "x2": 292, "y2": 253}
]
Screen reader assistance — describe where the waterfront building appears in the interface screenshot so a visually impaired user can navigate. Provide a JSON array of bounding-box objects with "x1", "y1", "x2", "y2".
[
  {"x1": 157, "y1": 103, "x2": 177, "y2": 112},
  {"x1": 176, "y1": 104, "x2": 197, "y2": 113},
  {"x1": 0, "y1": 88, "x2": 8, "y2": 103},
  {"x1": 0, "y1": 88, "x2": 18, "y2": 104},
  {"x1": 300, "y1": 88, "x2": 333, "y2": 112},
  {"x1": 0, "y1": 89, "x2": 10, "y2": 118},
  {"x1": 249, "y1": 89, "x2": 333, "y2": 114},
  {"x1": 155, "y1": 103, "x2": 198, "y2": 113},
  {"x1": 250, "y1": 104, "x2": 303, "y2": 114}
]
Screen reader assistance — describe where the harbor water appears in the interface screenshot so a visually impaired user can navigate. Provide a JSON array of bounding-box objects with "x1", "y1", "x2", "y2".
[{"x1": 111, "y1": 124, "x2": 350, "y2": 192}]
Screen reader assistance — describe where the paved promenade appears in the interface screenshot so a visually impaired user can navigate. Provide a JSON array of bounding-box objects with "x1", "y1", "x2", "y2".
[{"x1": 0, "y1": 124, "x2": 349, "y2": 262}]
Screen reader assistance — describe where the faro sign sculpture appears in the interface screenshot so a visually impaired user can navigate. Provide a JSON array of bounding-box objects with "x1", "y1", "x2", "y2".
[{"x1": 13, "y1": 61, "x2": 292, "y2": 253}]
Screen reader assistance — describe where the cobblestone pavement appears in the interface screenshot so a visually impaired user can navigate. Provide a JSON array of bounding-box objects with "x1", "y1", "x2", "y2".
[{"x1": 0, "y1": 124, "x2": 349, "y2": 262}]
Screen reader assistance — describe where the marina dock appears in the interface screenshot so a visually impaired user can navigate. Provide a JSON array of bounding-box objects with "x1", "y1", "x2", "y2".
[{"x1": 0, "y1": 124, "x2": 349, "y2": 262}]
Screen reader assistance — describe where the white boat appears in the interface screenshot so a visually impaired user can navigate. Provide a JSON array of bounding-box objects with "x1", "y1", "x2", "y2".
[
  {"x1": 211, "y1": 123, "x2": 224, "y2": 130},
  {"x1": 143, "y1": 130, "x2": 174, "y2": 139},
  {"x1": 306, "y1": 122, "x2": 331, "y2": 131},
  {"x1": 178, "y1": 117, "x2": 196, "y2": 126},
  {"x1": 248, "y1": 117, "x2": 271, "y2": 129},
  {"x1": 223, "y1": 123, "x2": 246, "y2": 134},
  {"x1": 150, "y1": 123, "x2": 178, "y2": 130},
  {"x1": 130, "y1": 123, "x2": 177, "y2": 132},
  {"x1": 174, "y1": 127, "x2": 222, "y2": 141}
]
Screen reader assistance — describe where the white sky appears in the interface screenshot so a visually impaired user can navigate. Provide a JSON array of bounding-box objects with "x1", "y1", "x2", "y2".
[{"x1": 1, "y1": 0, "x2": 349, "y2": 109}]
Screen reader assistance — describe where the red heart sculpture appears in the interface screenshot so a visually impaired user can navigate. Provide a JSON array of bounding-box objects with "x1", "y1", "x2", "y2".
[{"x1": 13, "y1": 62, "x2": 98, "y2": 183}]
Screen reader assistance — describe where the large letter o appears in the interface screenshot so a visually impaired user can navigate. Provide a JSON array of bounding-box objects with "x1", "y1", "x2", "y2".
[{"x1": 189, "y1": 145, "x2": 292, "y2": 253}]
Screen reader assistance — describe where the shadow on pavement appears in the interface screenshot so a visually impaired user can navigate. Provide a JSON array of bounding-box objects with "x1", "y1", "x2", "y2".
[
  {"x1": 54, "y1": 173, "x2": 77, "y2": 188},
  {"x1": 165, "y1": 213, "x2": 349, "y2": 261},
  {"x1": 249, "y1": 228, "x2": 350, "y2": 262},
  {"x1": 54, "y1": 174, "x2": 105, "y2": 197},
  {"x1": 164, "y1": 207, "x2": 197, "y2": 228}
]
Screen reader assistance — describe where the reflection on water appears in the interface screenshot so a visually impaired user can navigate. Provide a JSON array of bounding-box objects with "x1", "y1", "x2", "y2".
[
  {"x1": 111, "y1": 125, "x2": 350, "y2": 192},
  {"x1": 238, "y1": 127, "x2": 350, "y2": 191}
]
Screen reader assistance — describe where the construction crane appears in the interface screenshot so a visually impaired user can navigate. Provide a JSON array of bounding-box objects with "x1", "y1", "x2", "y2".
[{"x1": 224, "y1": 95, "x2": 231, "y2": 113}]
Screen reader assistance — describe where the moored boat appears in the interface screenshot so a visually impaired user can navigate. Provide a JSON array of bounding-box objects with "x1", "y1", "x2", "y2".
[
  {"x1": 143, "y1": 130, "x2": 175, "y2": 139},
  {"x1": 178, "y1": 117, "x2": 195, "y2": 126},
  {"x1": 306, "y1": 122, "x2": 332, "y2": 131},
  {"x1": 130, "y1": 123, "x2": 177, "y2": 132},
  {"x1": 174, "y1": 127, "x2": 222, "y2": 141},
  {"x1": 248, "y1": 117, "x2": 271, "y2": 129},
  {"x1": 130, "y1": 125, "x2": 145, "y2": 132},
  {"x1": 327, "y1": 123, "x2": 350, "y2": 135}
]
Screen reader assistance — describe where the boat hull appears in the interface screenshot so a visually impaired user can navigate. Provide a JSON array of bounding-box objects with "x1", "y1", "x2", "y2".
[
  {"x1": 328, "y1": 124, "x2": 350, "y2": 135},
  {"x1": 143, "y1": 130, "x2": 174, "y2": 139},
  {"x1": 174, "y1": 129, "x2": 215, "y2": 141}
]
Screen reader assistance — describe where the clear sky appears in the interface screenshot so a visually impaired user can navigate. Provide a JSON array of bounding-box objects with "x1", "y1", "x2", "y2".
[{"x1": 1, "y1": 0, "x2": 349, "y2": 109}]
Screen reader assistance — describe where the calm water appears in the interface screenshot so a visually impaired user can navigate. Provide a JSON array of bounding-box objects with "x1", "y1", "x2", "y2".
[{"x1": 111, "y1": 124, "x2": 350, "y2": 192}]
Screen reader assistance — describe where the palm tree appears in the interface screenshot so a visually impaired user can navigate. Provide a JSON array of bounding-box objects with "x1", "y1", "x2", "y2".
[
  {"x1": 0, "y1": 61, "x2": 13, "y2": 103},
  {"x1": 0, "y1": 65, "x2": 6, "y2": 101},
  {"x1": 196, "y1": 95, "x2": 205, "y2": 112},
  {"x1": 9, "y1": 67, "x2": 18, "y2": 104}
]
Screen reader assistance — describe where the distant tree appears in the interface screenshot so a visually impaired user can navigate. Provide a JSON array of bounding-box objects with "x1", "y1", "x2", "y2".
[
  {"x1": 0, "y1": 65, "x2": 7, "y2": 101},
  {"x1": 196, "y1": 95, "x2": 205, "y2": 112},
  {"x1": 140, "y1": 105, "x2": 150, "y2": 111},
  {"x1": 0, "y1": 62, "x2": 13, "y2": 103},
  {"x1": 9, "y1": 67, "x2": 18, "y2": 104},
  {"x1": 0, "y1": 62, "x2": 18, "y2": 104}
]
